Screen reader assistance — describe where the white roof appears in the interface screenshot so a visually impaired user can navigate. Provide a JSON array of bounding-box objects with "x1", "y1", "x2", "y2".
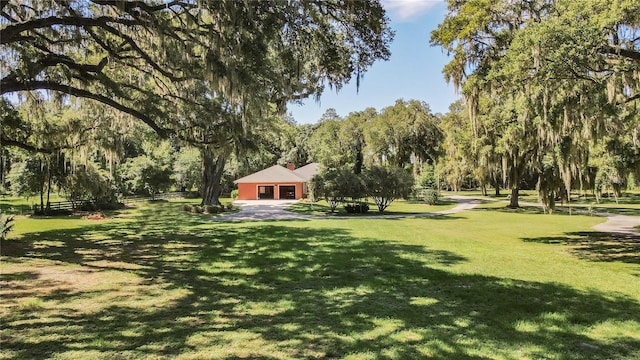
[
  {"x1": 293, "y1": 162, "x2": 320, "y2": 181},
  {"x1": 234, "y1": 165, "x2": 305, "y2": 183}
]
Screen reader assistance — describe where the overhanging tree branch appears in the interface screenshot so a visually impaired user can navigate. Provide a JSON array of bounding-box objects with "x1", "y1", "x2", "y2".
[
  {"x1": 0, "y1": 137, "x2": 53, "y2": 154},
  {"x1": 3, "y1": 79, "x2": 170, "y2": 137}
]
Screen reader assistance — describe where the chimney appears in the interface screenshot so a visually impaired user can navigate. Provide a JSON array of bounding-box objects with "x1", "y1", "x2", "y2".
[{"x1": 285, "y1": 162, "x2": 295, "y2": 171}]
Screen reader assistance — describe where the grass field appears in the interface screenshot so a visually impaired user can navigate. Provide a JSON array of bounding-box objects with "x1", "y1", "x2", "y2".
[
  {"x1": 286, "y1": 199, "x2": 457, "y2": 216},
  {"x1": 442, "y1": 190, "x2": 640, "y2": 216},
  {"x1": 1, "y1": 198, "x2": 639, "y2": 359}
]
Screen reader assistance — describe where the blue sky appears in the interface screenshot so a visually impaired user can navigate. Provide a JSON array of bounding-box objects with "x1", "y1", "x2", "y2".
[{"x1": 288, "y1": 0, "x2": 459, "y2": 124}]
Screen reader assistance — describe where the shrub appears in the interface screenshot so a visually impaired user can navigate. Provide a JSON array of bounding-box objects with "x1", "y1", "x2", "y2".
[
  {"x1": 192, "y1": 205, "x2": 203, "y2": 214},
  {"x1": 80, "y1": 202, "x2": 98, "y2": 211},
  {"x1": 344, "y1": 203, "x2": 369, "y2": 214},
  {"x1": 311, "y1": 167, "x2": 365, "y2": 213},
  {"x1": 423, "y1": 188, "x2": 440, "y2": 205},
  {"x1": 362, "y1": 165, "x2": 414, "y2": 213},
  {"x1": 230, "y1": 189, "x2": 239, "y2": 200},
  {"x1": 206, "y1": 205, "x2": 219, "y2": 214},
  {"x1": 182, "y1": 204, "x2": 193, "y2": 212},
  {"x1": 225, "y1": 203, "x2": 234, "y2": 211}
]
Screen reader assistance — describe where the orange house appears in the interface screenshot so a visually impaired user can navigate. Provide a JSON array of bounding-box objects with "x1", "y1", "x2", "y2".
[{"x1": 234, "y1": 163, "x2": 319, "y2": 200}]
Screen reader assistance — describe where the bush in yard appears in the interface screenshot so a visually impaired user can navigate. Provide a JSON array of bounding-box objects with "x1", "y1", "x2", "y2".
[
  {"x1": 344, "y1": 202, "x2": 369, "y2": 214},
  {"x1": 230, "y1": 189, "x2": 239, "y2": 200},
  {"x1": 310, "y1": 167, "x2": 365, "y2": 212},
  {"x1": 206, "y1": 205, "x2": 219, "y2": 214},
  {"x1": 417, "y1": 164, "x2": 438, "y2": 189},
  {"x1": 183, "y1": 204, "x2": 193, "y2": 212},
  {"x1": 362, "y1": 165, "x2": 413, "y2": 213},
  {"x1": 423, "y1": 188, "x2": 441, "y2": 205},
  {"x1": 192, "y1": 205, "x2": 203, "y2": 214}
]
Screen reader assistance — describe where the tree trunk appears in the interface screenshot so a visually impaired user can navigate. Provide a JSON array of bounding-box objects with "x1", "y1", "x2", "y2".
[
  {"x1": 39, "y1": 184, "x2": 44, "y2": 213},
  {"x1": 39, "y1": 158, "x2": 45, "y2": 213},
  {"x1": 508, "y1": 187, "x2": 519, "y2": 208},
  {"x1": 201, "y1": 147, "x2": 229, "y2": 206},
  {"x1": 354, "y1": 144, "x2": 363, "y2": 174},
  {"x1": 492, "y1": 175, "x2": 500, "y2": 196},
  {"x1": 46, "y1": 157, "x2": 52, "y2": 212}
]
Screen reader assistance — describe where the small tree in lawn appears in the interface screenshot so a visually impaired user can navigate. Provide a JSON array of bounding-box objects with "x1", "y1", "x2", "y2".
[
  {"x1": 310, "y1": 168, "x2": 365, "y2": 213},
  {"x1": 363, "y1": 165, "x2": 414, "y2": 213}
]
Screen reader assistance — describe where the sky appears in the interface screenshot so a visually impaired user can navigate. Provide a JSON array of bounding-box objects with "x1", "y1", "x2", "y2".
[{"x1": 287, "y1": 0, "x2": 459, "y2": 124}]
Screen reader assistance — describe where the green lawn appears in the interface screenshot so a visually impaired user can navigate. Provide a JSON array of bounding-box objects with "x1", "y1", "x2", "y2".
[
  {"x1": 443, "y1": 190, "x2": 640, "y2": 216},
  {"x1": 1, "y1": 199, "x2": 639, "y2": 359},
  {"x1": 287, "y1": 199, "x2": 457, "y2": 216}
]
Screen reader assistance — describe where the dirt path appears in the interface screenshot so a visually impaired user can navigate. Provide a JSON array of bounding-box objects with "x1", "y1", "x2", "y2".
[
  {"x1": 478, "y1": 197, "x2": 640, "y2": 237},
  {"x1": 592, "y1": 213, "x2": 640, "y2": 235},
  {"x1": 215, "y1": 200, "x2": 314, "y2": 221}
]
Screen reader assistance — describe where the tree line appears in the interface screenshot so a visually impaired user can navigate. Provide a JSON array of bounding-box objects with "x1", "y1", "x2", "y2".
[
  {"x1": 1, "y1": 0, "x2": 638, "y2": 215},
  {"x1": 432, "y1": 0, "x2": 640, "y2": 211}
]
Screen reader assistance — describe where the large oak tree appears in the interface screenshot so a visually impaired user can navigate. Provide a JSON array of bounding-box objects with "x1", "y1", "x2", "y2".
[
  {"x1": 432, "y1": 0, "x2": 640, "y2": 209},
  {"x1": 2, "y1": 0, "x2": 393, "y2": 205}
]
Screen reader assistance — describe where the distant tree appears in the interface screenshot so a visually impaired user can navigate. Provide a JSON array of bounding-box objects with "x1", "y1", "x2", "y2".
[
  {"x1": 6, "y1": 158, "x2": 42, "y2": 200},
  {"x1": 342, "y1": 109, "x2": 376, "y2": 174},
  {"x1": 121, "y1": 156, "x2": 172, "y2": 199},
  {"x1": 308, "y1": 108, "x2": 375, "y2": 173},
  {"x1": 366, "y1": 99, "x2": 442, "y2": 170},
  {"x1": 362, "y1": 165, "x2": 413, "y2": 213},
  {"x1": 308, "y1": 109, "x2": 345, "y2": 169},
  {"x1": 5, "y1": 155, "x2": 64, "y2": 213},
  {"x1": 174, "y1": 147, "x2": 202, "y2": 192}
]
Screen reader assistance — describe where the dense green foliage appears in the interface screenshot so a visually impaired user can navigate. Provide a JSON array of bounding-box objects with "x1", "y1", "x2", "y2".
[
  {"x1": 310, "y1": 165, "x2": 415, "y2": 213},
  {"x1": 1, "y1": 0, "x2": 638, "y2": 213},
  {"x1": 431, "y1": 0, "x2": 640, "y2": 210},
  {"x1": 1, "y1": 0, "x2": 393, "y2": 206}
]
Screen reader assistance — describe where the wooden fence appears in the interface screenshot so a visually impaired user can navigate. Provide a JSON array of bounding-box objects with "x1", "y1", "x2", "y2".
[
  {"x1": 31, "y1": 200, "x2": 80, "y2": 213},
  {"x1": 29, "y1": 192, "x2": 201, "y2": 214}
]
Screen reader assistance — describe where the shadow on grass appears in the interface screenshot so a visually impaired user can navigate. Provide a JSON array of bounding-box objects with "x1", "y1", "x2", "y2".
[
  {"x1": 287, "y1": 199, "x2": 458, "y2": 217},
  {"x1": 522, "y1": 231, "x2": 640, "y2": 265},
  {"x1": 1, "y1": 203, "x2": 639, "y2": 359}
]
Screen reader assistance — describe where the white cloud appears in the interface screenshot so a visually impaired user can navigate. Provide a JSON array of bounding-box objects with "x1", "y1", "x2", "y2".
[{"x1": 383, "y1": 0, "x2": 444, "y2": 22}]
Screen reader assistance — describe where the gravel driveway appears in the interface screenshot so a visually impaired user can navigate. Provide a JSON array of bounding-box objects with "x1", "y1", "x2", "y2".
[{"x1": 215, "y1": 200, "x2": 313, "y2": 221}]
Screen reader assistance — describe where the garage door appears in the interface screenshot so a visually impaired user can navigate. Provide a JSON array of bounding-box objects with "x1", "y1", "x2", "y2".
[{"x1": 279, "y1": 185, "x2": 296, "y2": 199}]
